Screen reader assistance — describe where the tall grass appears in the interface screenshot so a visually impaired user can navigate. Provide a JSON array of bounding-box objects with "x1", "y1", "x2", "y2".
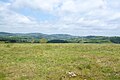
[{"x1": 0, "y1": 43, "x2": 120, "y2": 80}]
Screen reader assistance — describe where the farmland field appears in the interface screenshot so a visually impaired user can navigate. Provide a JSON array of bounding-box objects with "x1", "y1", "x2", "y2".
[{"x1": 0, "y1": 43, "x2": 120, "y2": 80}]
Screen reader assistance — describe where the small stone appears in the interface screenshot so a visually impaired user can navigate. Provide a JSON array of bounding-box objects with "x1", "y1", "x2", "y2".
[{"x1": 67, "y1": 71, "x2": 77, "y2": 77}]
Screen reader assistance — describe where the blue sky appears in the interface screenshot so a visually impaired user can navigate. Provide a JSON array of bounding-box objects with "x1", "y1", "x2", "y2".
[{"x1": 0, "y1": 0, "x2": 120, "y2": 36}]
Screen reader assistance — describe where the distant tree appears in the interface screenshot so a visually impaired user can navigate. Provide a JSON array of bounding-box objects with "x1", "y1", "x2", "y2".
[
  {"x1": 110, "y1": 37, "x2": 120, "y2": 43},
  {"x1": 47, "y1": 39, "x2": 68, "y2": 43},
  {"x1": 40, "y1": 38, "x2": 47, "y2": 43},
  {"x1": 31, "y1": 39, "x2": 35, "y2": 43},
  {"x1": 9, "y1": 40, "x2": 16, "y2": 43}
]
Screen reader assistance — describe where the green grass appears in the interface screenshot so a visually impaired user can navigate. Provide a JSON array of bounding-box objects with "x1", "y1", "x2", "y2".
[{"x1": 0, "y1": 43, "x2": 120, "y2": 80}]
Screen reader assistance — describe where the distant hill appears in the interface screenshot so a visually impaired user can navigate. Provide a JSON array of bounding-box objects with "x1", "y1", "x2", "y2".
[
  {"x1": 0, "y1": 32, "x2": 77, "y2": 40},
  {"x1": 0, "y1": 32, "x2": 14, "y2": 36},
  {"x1": 0, "y1": 32, "x2": 120, "y2": 43}
]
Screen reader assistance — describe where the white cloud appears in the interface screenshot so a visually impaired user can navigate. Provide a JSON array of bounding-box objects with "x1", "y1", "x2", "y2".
[
  {"x1": 0, "y1": 1, "x2": 38, "y2": 27},
  {"x1": 11, "y1": 0, "x2": 107, "y2": 13},
  {"x1": 107, "y1": 0, "x2": 120, "y2": 10},
  {"x1": 11, "y1": 0, "x2": 61, "y2": 12},
  {"x1": 60, "y1": 0, "x2": 106, "y2": 13},
  {"x1": 0, "y1": 0, "x2": 120, "y2": 35}
]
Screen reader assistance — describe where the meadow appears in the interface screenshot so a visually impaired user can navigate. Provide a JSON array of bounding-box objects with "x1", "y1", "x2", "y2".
[{"x1": 0, "y1": 43, "x2": 120, "y2": 80}]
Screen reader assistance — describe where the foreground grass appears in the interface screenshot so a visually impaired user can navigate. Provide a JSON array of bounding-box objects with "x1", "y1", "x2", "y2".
[{"x1": 0, "y1": 43, "x2": 120, "y2": 80}]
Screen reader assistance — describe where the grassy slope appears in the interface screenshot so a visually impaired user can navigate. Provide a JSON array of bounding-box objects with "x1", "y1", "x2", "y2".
[{"x1": 0, "y1": 43, "x2": 120, "y2": 80}]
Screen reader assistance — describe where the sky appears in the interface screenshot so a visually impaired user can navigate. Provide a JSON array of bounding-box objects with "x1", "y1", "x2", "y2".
[{"x1": 0, "y1": 0, "x2": 120, "y2": 36}]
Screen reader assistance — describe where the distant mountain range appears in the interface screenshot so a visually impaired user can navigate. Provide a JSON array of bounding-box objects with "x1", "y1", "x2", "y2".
[
  {"x1": 0, "y1": 32, "x2": 120, "y2": 43},
  {"x1": 0, "y1": 32, "x2": 78, "y2": 40}
]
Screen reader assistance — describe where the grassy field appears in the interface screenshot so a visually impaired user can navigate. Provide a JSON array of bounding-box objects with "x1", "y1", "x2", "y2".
[{"x1": 0, "y1": 43, "x2": 120, "y2": 80}]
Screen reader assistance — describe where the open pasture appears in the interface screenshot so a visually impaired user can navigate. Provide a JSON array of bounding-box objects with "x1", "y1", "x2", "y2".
[{"x1": 0, "y1": 43, "x2": 120, "y2": 80}]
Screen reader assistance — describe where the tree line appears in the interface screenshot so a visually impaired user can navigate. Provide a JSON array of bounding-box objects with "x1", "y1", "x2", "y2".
[{"x1": 0, "y1": 36, "x2": 120, "y2": 44}]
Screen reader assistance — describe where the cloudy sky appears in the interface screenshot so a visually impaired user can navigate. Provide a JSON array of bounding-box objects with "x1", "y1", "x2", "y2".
[{"x1": 0, "y1": 0, "x2": 120, "y2": 36}]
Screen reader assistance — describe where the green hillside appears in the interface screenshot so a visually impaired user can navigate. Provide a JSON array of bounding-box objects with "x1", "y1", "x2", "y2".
[{"x1": 0, "y1": 32, "x2": 120, "y2": 43}]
